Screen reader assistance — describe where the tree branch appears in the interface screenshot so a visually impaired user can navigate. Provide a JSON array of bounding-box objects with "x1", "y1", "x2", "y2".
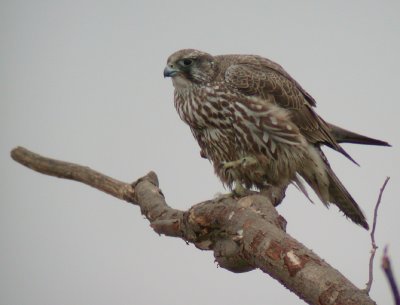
[
  {"x1": 365, "y1": 177, "x2": 390, "y2": 293},
  {"x1": 11, "y1": 146, "x2": 377, "y2": 305}
]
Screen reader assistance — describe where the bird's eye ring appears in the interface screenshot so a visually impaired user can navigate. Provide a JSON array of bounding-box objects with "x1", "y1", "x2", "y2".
[{"x1": 182, "y1": 59, "x2": 193, "y2": 66}]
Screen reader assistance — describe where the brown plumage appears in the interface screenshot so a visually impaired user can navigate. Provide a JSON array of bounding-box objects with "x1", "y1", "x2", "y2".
[{"x1": 164, "y1": 49, "x2": 390, "y2": 230}]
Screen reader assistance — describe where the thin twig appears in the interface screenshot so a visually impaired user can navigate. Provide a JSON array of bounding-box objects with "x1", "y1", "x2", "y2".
[
  {"x1": 365, "y1": 176, "x2": 390, "y2": 293},
  {"x1": 382, "y1": 246, "x2": 400, "y2": 305}
]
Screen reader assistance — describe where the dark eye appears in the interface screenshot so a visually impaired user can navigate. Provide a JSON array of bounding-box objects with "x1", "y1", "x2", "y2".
[{"x1": 182, "y1": 58, "x2": 193, "y2": 66}]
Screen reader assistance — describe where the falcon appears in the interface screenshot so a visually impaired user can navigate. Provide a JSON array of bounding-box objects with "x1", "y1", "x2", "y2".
[{"x1": 163, "y1": 49, "x2": 390, "y2": 229}]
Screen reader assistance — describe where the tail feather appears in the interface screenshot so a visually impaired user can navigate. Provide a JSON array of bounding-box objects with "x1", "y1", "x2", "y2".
[
  {"x1": 325, "y1": 166, "x2": 369, "y2": 230},
  {"x1": 300, "y1": 147, "x2": 369, "y2": 230},
  {"x1": 328, "y1": 123, "x2": 391, "y2": 147}
]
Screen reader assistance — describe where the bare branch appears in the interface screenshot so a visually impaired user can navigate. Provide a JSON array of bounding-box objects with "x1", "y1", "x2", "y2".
[
  {"x1": 365, "y1": 177, "x2": 390, "y2": 293},
  {"x1": 11, "y1": 146, "x2": 135, "y2": 202},
  {"x1": 382, "y1": 246, "x2": 400, "y2": 305},
  {"x1": 11, "y1": 146, "x2": 377, "y2": 305}
]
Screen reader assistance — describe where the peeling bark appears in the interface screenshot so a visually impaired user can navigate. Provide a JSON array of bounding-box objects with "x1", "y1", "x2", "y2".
[{"x1": 11, "y1": 147, "x2": 376, "y2": 305}]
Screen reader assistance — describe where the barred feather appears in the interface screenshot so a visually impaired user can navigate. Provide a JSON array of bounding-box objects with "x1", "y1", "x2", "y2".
[{"x1": 165, "y1": 49, "x2": 389, "y2": 229}]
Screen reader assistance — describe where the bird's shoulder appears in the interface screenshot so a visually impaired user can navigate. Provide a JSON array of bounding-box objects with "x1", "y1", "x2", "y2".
[
  {"x1": 214, "y1": 54, "x2": 316, "y2": 108},
  {"x1": 213, "y1": 54, "x2": 340, "y2": 149}
]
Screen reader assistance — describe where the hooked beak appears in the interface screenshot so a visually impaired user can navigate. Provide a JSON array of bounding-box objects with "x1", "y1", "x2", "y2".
[{"x1": 163, "y1": 65, "x2": 179, "y2": 78}]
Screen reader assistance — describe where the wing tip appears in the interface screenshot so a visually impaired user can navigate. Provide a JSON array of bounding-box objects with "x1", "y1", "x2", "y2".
[
  {"x1": 358, "y1": 219, "x2": 369, "y2": 230},
  {"x1": 338, "y1": 146, "x2": 360, "y2": 166}
]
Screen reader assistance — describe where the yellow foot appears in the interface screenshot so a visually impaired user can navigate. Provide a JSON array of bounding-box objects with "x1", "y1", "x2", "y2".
[
  {"x1": 233, "y1": 182, "x2": 248, "y2": 196},
  {"x1": 222, "y1": 156, "x2": 258, "y2": 172},
  {"x1": 213, "y1": 181, "x2": 252, "y2": 201}
]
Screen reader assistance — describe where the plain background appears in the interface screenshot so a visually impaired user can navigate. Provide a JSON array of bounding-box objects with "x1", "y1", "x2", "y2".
[{"x1": 1, "y1": 1, "x2": 399, "y2": 304}]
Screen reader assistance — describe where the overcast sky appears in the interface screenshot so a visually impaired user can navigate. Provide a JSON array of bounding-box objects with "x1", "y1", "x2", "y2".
[{"x1": 1, "y1": 1, "x2": 399, "y2": 304}]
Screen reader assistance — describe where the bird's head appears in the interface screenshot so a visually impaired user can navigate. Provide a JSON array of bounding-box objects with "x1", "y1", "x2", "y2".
[{"x1": 164, "y1": 49, "x2": 218, "y2": 88}]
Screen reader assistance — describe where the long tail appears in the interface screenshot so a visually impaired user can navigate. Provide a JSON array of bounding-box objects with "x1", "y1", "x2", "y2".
[
  {"x1": 325, "y1": 166, "x2": 368, "y2": 229},
  {"x1": 328, "y1": 123, "x2": 391, "y2": 147},
  {"x1": 300, "y1": 147, "x2": 369, "y2": 230}
]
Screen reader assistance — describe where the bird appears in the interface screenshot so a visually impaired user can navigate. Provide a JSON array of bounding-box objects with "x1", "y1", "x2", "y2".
[{"x1": 163, "y1": 49, "x2": 390, "y2": 230}]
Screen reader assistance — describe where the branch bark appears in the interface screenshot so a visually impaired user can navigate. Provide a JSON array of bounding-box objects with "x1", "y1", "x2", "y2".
[{"x1": 11, "y1": 146, "x2": 376, "y2": 305}]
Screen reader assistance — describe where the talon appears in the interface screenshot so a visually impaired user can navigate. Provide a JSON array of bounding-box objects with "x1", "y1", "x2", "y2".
[
  {"x1": 241, "y1": 156, "x2": 258, "y2": 168},
  {"x1": 233, "y1": 181, "x2": 248, "y2": 197},
  {"x1": 222, "y1": 160, "x2": 238, "y2": 170},
  {"x1": 221, "y1": 161, "x2": 231, "y2": 176}
]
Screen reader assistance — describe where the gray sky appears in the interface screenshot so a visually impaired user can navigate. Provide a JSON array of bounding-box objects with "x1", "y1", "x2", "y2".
[{"x1": 1, "y1": 0, "x2": 399, "y2": 304}]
